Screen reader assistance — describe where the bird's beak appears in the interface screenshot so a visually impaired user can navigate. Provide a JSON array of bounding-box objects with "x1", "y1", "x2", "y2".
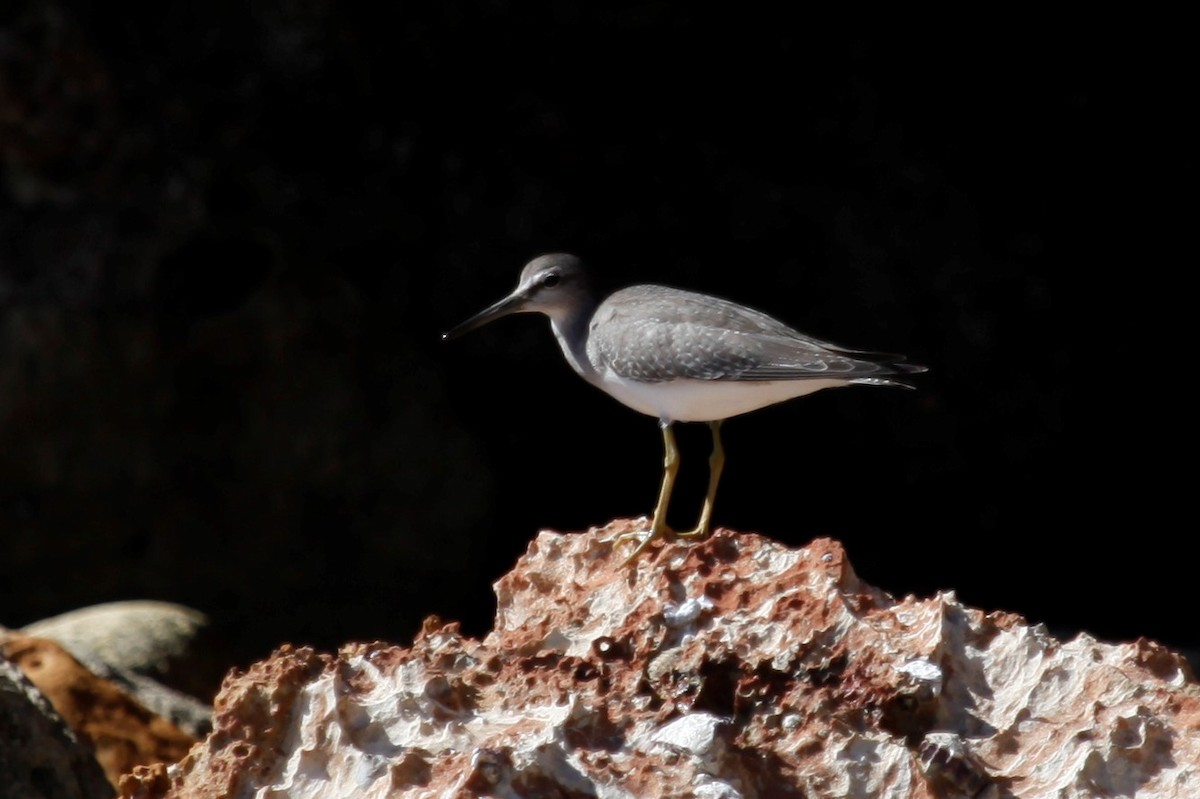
[{"x1": 442, "y1": 288, "x2": 529, "y2": 341}]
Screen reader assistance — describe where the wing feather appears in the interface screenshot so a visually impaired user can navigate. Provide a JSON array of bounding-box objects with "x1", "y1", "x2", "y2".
[{"x1": 586, "y1": 285, "x2": 919, "y2": 384}]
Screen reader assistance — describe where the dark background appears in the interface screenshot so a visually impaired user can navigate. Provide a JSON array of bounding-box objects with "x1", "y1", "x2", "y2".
[{"x1": 2, "y1": 5, "x2": 1191, "y2": 678}]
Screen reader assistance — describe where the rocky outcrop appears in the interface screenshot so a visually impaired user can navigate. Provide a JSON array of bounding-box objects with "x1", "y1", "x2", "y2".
[
  {"x1": 0, "y1": 650, "x2": 114, "y2": 799},
  {"x1": 22, "y1": 601, "x2": 222, "y2": 736},
  {"x1": 119, "y1": 520, "x2": 1200, "y2": 798},
  {"x1": 2, "y1": 634, "x2": 196, "y2": 790}
]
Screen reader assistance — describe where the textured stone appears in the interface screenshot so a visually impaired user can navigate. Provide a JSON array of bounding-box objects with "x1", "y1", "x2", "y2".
[
  {"x1": 2, "y1": 634, "x2": 196, "y2": 790},
  {"x1": 22, "y1": 601, "x2": 222, "y2": 736},
  {"x1": 0, "y1": 651, "x2": 114, "y2": 799},
  {"x1": 118, "y1": 520, "x2": 1200, "y2": 798}
]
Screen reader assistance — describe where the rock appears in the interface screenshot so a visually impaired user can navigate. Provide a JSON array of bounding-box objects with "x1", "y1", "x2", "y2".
[
  {"x1": 20, "y1": 601, "x2": 217, "y2": 692},
  {"x1": 2, "y1": 634, "x2": 196, "y2": 790},
  {"x1": 117, "y1": 520, "x2": 1200, "y2": 798},
  {"x1": 21, "y1": 601, "x2": 225, "y2": 736},
  {"x1": 0, "y1": 650, "x2": 114, "y2": 799}
]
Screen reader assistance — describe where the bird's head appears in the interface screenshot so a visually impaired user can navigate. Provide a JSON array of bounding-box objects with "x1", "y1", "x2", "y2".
[{"x1": 442, "y1": 253, "x2": 595, "y2": 339}]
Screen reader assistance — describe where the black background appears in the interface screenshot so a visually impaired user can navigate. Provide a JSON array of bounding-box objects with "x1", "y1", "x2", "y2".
[{"x1": 2, "y1": 6, "x2": 1191, "y2": 676}]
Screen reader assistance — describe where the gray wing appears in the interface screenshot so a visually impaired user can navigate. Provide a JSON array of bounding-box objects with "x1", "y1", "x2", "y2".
[{"x1": 586, "y1": 285, "x2": 921, "y2": 384}]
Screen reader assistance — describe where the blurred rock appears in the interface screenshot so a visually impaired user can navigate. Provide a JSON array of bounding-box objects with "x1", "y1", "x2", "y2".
[
  {"x1": 118, "y1": 520, "x2": 1200, "y2": 798},
  {"x1": 22, "y1": 600, "x2": 224, "y2": 736},
  {"x1": 2, "y1": 634, "x2": 196, "y2": 790},
  {"x1": 21, "y1": 601, "x2": 216, "y2": 691},
  {"x1": 0, "y1": 651, "x2": 114, "y2": 799}
]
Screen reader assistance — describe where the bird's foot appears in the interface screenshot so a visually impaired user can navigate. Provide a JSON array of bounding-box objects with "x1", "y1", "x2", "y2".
[
  {"x1": 618, "y1": 519, "x2": 714, "y2": 565},
  {"x1": 617, "y1": 519, "x2": 675, "y2": 566}
]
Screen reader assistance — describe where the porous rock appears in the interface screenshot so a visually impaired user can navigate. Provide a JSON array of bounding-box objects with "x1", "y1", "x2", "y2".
[{"x1": 118, "y1": 519, "x2": 1200, "y2": 798}]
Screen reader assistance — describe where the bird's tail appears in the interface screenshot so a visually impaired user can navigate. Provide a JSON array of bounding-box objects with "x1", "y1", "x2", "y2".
[{"x1": 852, "y1": 354, "x2": 928, "y2": 390}]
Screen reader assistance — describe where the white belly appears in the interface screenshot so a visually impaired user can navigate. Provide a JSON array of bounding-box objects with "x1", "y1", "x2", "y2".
[{"x1": 595, "y1": 373, "x2": 849, "y2": 423}]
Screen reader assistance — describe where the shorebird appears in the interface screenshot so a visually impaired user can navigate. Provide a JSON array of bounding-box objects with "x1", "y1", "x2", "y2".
[{"x1": 443, "y1": 253, "x2": 925, "y2": 563}]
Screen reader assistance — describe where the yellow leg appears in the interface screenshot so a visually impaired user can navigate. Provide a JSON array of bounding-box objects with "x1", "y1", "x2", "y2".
[
  {"x1": 620, "y1": 421, "x2": 679, "y2": 564},
  {"x1": 676, "y1": 420, "x2": 724, "y2": 539}
]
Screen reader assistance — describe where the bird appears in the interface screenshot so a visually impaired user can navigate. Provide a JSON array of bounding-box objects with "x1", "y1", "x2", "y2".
[{"x1": 443, "y1": 253, "x2": 925, "y2": 563}]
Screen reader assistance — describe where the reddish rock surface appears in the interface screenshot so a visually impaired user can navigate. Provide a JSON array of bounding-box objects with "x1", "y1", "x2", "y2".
[
  {"x1": 118, "y1": 520, "x2": 1200, "y2": 798},
  {"x1": 1, "y1": 634, "x2": 196, "y2": 790}
]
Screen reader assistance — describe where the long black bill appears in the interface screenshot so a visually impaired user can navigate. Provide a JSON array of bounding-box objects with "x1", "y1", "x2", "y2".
[{"x1": 441, "y1": 290, "x2": 528, "y2": 341}]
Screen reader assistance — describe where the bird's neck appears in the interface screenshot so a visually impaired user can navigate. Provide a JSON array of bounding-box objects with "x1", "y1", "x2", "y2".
[{"x1": 549, "y1": 302, "x2": 599, "y2": 383}]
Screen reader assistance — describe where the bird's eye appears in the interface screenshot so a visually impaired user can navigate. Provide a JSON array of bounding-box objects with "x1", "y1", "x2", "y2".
[{"x1": 541, "y1": 273, "x2": 561, "y2": 288}]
